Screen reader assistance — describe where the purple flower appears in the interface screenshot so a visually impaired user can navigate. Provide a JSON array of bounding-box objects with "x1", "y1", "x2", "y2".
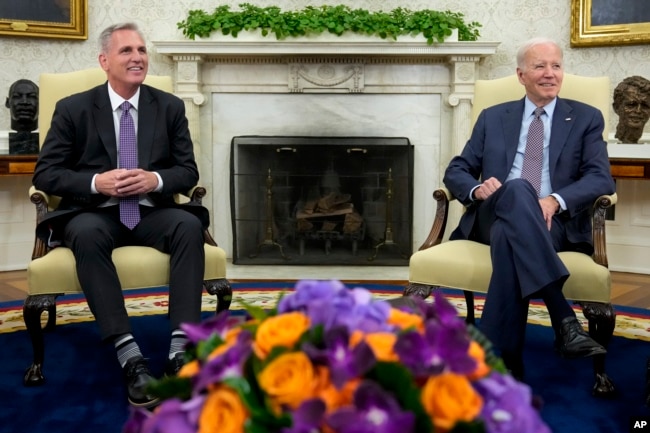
[
  {"x1": 406, "y1": 291, "x2": 462, "y2": 325},
  {"x1": 394, "y1": 317, "x2": 476, "y2": 377},
  {"x1": 282, "y1": 399, "x2": 327, "y2": 433},
  {"x1": 343, "y1": 288, "x2": 393, "y2": 333},
  {"x1": 326, "y1": 381, "x2": 415, "y2": 433},
  {"x1": 123, "y1": 397, "x2": 204, "y2": 433},
  {"x1": 303, "y1": 326, "x2": 376, "y2": 388},
  {"x1": 473, "y1": 372, "x2": 551, "y2": 433},
  {"x1": 278, "y1": 280, "x2": 347, "y2": 313},
  {"x1": 283, "y1": 281, "x2": 393, "y2": 334},
  {"x1": 194, "y1": 330, "x2": 252, "y2": 393},
  {"x1": 123, "y1": 407, "x2": 150, "y2": 433},
  {"x1": 181, "y1": 311, "x2": 231, "y2": 344}
]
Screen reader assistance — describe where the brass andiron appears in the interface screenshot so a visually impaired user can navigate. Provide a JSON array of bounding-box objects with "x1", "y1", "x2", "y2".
[
  {"x1": 368, "y1": 168, "x2": 407, "y2": 261},
  {"x1": 249, "y1": 169, "x2": 289, "y2": 260}
]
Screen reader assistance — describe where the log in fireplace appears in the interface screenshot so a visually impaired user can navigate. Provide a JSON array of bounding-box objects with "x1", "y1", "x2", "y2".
[{"x1": 231, "y1": 136, "x2": 413, "y2": 265}]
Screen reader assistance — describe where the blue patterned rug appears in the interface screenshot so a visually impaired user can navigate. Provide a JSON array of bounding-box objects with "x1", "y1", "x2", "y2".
[{"x1": 0, "y1": 281, "x2": 648, "y2": 433}]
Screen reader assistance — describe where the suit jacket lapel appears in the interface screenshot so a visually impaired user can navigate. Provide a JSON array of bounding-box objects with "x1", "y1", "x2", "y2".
[
  {"x1": 549, "y1": 97, "x2": 575, "y2": 179},
  {"x1": 137, "y1": 85, "x2": 156, "y2": 170},
  {"x1": 94, "y1": 84, "x2": 118, "y2": 167},
  {"x1": 501, "y1": 99, "x2": 525, "y2": 181}
]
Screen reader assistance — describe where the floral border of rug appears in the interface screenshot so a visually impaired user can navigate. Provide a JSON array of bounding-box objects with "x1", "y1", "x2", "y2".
[{"x1": 1, "y1": 288, "x2": 649, "y2": 341}]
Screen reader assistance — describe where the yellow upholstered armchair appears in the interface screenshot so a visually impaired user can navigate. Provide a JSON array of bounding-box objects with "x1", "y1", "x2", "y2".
[
  {"x1": 23, "y1": 68, "x2": 231, "y2": 386},
  {"x1": 404, "y1": 74, "x2": 618, "y2": 397}
]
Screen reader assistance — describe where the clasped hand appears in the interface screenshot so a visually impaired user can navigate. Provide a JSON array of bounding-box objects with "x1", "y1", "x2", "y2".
[
  {"x1": 475, "y1": 177, "x2": 560, "y2": 230},
  {"x1": 96, "y1": 168, "x2": 158, "y2": 197}
]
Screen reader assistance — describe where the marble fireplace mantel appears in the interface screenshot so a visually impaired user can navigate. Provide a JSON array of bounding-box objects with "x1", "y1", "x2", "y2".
[
  {"x1": 151, "y1": 37, "x2": 499, "y2": 259},
  {"x1": 153, "y1": 37, "x2": 499, "y2": 142}
]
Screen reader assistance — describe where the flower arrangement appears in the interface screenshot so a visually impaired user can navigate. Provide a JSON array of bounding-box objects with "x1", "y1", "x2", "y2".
[{"x1": 124, "y1": 280, "x2": 550, "y2": 433}]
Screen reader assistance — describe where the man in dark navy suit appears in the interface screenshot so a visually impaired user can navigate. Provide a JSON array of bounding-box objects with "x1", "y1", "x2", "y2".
[
  {"x1": 33, "y1": 22, "x2": 207, "y2": 408},
  {"x1": 443, "y1": 37, "x2": 616, "y2": 379}
]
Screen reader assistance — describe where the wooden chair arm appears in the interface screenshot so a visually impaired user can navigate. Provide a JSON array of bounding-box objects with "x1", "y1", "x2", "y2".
[
  {"x1": 29, "y1": 187, "x2": 53, "y2": 260},
  {"x1": 176, "y1": 185, "x2": 219, "y2": 247},
  {"x1": 418, "y1": 187, "x2": 455, "y2": 251},
  {"x1": 415, "y1": 188, "x2": 617, "y2": 267},
  {"x1": 592, "y1": 192, "x2": 617, "y2": 268},
  {"x1": 173, "y1": 186, "x2": 207, "y2": 204},
  {"x1": 189, "y1": 186, "x2": 207, "y2": 204}
]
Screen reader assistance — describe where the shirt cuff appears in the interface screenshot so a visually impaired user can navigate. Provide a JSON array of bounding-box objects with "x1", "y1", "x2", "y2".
[
  {"x1": 470, "y1": 185, "x2": 480, "y2": 201},
  {"x1": 550, "y1": 193, "x2": 566, "y2": 212},
  {"x1": 153, "y1": 172, "x2": 163, "y2": 192}
]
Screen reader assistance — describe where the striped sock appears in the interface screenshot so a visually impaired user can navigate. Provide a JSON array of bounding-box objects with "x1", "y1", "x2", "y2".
[
  {"x1": 114, "y1": 333, "x2": 143, "y2": 368},
  {"x1": 169, "y1": 329, "x2": 189, "y2": 360}
]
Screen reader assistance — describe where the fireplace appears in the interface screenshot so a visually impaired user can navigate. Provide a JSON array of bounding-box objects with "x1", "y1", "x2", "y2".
[
  {"x1": 231, "y1": 136, "x2": 413, "y2": 265},
  {"x1": 152, "y1": 37, "x2": 498, "y2": 264}
]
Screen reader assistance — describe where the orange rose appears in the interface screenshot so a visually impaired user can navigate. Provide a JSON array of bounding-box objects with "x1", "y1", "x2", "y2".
[
  {"x1": 178, "y1": 359, "x2": 200, "y2": 378},
  {"x1": 258, "y1": 352, "x2": 318, "y2": 410},
  {"x1": 253, "y1": 312, "x2": 310, "y2": 359},
  {"x1": 199, "y1": 385, "x2": 248, "y2": 433},
  {"x1": 467, "y1": 341, "x2": 490, "y2": 380},
  {"x1": 387, "y1": 308, "x2": 424, "y2": 331},
  {"x1": 312, "y1": 365, "x2": 333, "y2": 394},
  {"x1": 317, "y1": 377, "x2": 359, "y2": 412},
  {"x1": 208, "y1": 328, "x2": 242, "y2": 360},
  {"x1": 349, "y1": 330, "x2": 364, "y2": 346},
  {"x1": 420, "y1": 372, "x2": 483, "y2": 432},
  {"x1": 362, "y1": 332, "x2": 398, "y2": 362}
]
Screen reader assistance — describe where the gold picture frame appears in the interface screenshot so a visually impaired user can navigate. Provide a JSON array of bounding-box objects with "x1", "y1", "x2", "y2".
[
  {"x1": 0, "y1": 0, "x2": 87, "y2": 40},
  {"x1": 571, "y1": 0, "x2": 650, "y2": 47}
]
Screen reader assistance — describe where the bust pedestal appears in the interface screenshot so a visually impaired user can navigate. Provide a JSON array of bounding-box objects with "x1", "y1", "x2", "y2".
[{"x1": 9, "y1": 132, "x2": 39, "y2": 155}]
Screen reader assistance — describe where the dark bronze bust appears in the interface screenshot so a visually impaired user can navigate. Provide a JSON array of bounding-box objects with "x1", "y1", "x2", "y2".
[
  {"x1": 612, "y1": 76, "x2": 650, "y2": 144},
  {"x1": 5, "y1": 79, "x2": 39, "y2": 154}
]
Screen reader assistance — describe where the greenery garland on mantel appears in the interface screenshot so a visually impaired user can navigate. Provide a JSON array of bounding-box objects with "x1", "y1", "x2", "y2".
[{"x1": 177, "y1": 3, "x2": 481, "y2": 45}]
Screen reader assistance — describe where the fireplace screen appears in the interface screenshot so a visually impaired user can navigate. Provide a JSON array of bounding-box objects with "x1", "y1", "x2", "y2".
[{"x1": 230, "y1": 136, "x2": 413, "y2": 265}]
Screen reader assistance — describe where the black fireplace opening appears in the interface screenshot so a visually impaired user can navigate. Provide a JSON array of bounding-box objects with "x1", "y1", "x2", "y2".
[{"x1": 230, "y1": 136, "x2": 414, "y2": 265}]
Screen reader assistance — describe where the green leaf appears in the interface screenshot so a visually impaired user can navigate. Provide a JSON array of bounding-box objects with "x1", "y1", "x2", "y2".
[
  {"x1": 449, "y1": 420, "x2": 487, "y2": 433},
  {"x1": 146, "y1": 376, "x2": 193, "y2": 401},
  {"x1": 224, "y1": 376, "x2": 292, "y2": 430},
  {"x1": 366, "y1": 362, "x2": 433, "y2": 433},
  {"x1": 177, "y1": 4, "x2": 481, "y2": 42},
  {"x1": 195, "y1": 333, "x2": 225, "y2": 360}
]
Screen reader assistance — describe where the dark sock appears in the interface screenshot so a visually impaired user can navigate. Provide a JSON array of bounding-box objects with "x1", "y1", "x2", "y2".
[
  {"x1": 169, "y1": 329, "x2": 189, "y2": 360},
  {"x1": 539, "y1": 282, "x2": 575, "y2": 331},
  {"x1": 113, "y1": 333, "x2": 143, "y2": 368}
]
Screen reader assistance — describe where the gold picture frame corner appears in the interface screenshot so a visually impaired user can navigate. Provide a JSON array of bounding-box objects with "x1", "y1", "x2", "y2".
[
  {"x1": 0, "y1": 0, "x2": 87, "y2": 41},
  {"x1": 571, "y1": 0, "x2": 650, "y2": 48}
]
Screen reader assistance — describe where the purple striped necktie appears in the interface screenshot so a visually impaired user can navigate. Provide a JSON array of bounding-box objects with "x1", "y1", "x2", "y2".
[
  {"x1": 118, "y1": 101, "x2": 141, "y2": 229},
  {"x1": 521, "y1": 107, "x2": 545, "y2": 196}
]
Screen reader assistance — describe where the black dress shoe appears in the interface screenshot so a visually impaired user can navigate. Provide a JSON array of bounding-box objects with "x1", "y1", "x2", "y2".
[
  {"x1": 555, "y1": 317, "x2": 607, "y2": 358},
  {"x1": 123, "y1": 356, "x2": 160, "y2": 408},
  {"x1": 165, "y1": 352, "x2": 185, "y2": 377}
]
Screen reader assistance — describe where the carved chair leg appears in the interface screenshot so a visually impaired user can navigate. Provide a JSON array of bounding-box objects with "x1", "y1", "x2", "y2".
[
  {"x1": 204, "y1": 278, "x2": 232, "y2": 313},
  {"x1": 463, "y1": 291, "x2": 476, "y2": 325},
  {"x1": 578, "y1": 301, "x2": 616, "y2": 397},
  {"x1": 22, "y1": 294, "x2": 60, "y2": 386},
  {"x1": 403, "y1": 283, "x2": 433, "y2": 299}
]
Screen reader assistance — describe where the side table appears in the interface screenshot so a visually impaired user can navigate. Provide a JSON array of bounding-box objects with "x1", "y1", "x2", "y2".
[{"x1": 0, "y1": 152, "x2": 38, "y2": 176}]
